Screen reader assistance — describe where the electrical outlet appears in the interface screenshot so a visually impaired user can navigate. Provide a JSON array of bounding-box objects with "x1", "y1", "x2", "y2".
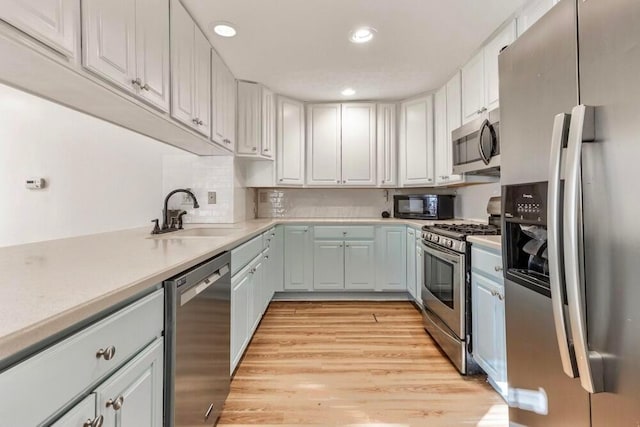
[{"x1": 208, "y1": 191, "x2": 216, "y2": 204}]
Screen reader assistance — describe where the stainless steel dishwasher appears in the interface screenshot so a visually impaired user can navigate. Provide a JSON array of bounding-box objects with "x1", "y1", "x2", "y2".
[{"x1": 165, "y1": 252, "x2": 231, "y2": 426}]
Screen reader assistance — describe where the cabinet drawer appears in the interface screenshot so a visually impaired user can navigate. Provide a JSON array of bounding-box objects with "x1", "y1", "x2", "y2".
[
  {"x1": 51, "y1": 394, "x2": 96, "y2": 427},
  {"x1": 262, "y1": 227, "x2": 277, "y2": 249},
  {"x1": 231, "y1": 235, "x2": 263, "y2": 276},
  {"x1": 0, "y1": 289, "x2": 164, "y2": 427},
  {"x1": 471, "y1": 245, "x2": 504, "y2": 283},
  {"x1": 314, "y1": 226, "x2": 375, "y2": 240}
]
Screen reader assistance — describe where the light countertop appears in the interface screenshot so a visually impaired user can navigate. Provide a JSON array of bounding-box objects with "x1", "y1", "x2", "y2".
[
  {"x1": 467, "y1": 235, "x2": 502, "y2": 251},
  {"x1": 0, "y1": 217, "x2": 473, "y2": 365}
]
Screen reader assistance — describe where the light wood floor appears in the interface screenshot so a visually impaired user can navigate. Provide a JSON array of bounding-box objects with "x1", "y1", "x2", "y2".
[{"x1": 218, "y1": 301, "x2": 507, "y2": 427}]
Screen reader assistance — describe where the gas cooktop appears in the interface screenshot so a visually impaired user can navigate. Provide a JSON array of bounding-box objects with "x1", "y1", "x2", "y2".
[{"x1": 422, "y1": 223, "x2": 500, "y2": 252}]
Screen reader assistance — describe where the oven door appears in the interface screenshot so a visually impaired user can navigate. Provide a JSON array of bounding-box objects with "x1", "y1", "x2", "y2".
[{"x1": 420, "y1": 241, "x2": 466, "y2": 338}]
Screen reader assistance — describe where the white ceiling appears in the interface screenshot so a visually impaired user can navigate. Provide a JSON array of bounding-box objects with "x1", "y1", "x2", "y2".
[{"x1": 182, "y1": 0, "x2": 526, "y2": 102}]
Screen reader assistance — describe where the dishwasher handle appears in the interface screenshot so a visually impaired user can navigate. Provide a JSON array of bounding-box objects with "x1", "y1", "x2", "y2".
[{"x1": 179, "y1": 264, "x2": 230, "y2": 306}]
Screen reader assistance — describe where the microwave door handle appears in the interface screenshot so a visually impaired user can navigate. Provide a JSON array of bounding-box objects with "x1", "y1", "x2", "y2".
[
  {"x1": 564, "y1": 105, "x2": 604, "y2": 393},
  {"x1": 547, "y1": 112, "x2": 578, "y2": 378},
  {"x1": 477, "y1": 119, "x2": 491, "y2": 165}
]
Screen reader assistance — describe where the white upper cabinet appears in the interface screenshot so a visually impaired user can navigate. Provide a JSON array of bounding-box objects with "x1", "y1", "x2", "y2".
[
  {"x1": 170, "y1": 1, "x2": 211, "y2": 134},
  {"x1": 135, "y1": 0, "x2": 170, "y2": 111},
  {"x1": 211, "y1": 49, "x2": 235, "y2": 151},
  {"x1": 193, "y1": 26, "x2": 211, "y2": 137},
  {"x1": 517, "y1": 0, "x2": 559, "y2": 37},
  {"x1": 444, "y1": 72, "x2": 464, "y2": 184},
  {"x1": 399, "y1": 95, "x2": 434, "y2": 186},
  {"x1": 376, "y1": 103, "x2": 397, "y2": 187},
  {"x1": 306, "y1": 103, "x2": 342, "y2": 186},
  {"x1": 82, "y1": 0, "x2": 170, "y2": 112},
  {"x1": 484, "y1": 20, "x2": 516, "y2": 112},
  {"x1": 434, "y1": 86, "x2": 449, "y2": 185},
  {"x1": 261, "y1": 88, "x2": 276, "y2": 158},
  {"x1": 341, "y1": 103, "x2": 376, "y2": 186},
  {"x1": 82, "y1": 0, "x2": 136, "y2": 92},
  {"x1": 0, "y1": 0, "x2": 79, "y2": 58},
  {"x1": 277, "y1": 96, "x2": 305, "y2": 185},
  {"x1": 461, "y1": 50, "x2": 485, "y2": 124},
  {"x1": 237, "y1": 81, "x2": 261, "y2": 155},
  {"x1": 461, "y1": 20, "x2": 516, "y2": 123},
  {"x1": 237, "y1": 81, "x2": 275, "y2": 159}
]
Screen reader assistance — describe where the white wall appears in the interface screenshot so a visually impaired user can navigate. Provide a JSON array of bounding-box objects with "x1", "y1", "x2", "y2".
[
  {"x1": 0, "y1": 83, "x2": 184, "y2": 247},
  {"x1": 454, "y1": 182, "x2": 502, "y2": 221}
]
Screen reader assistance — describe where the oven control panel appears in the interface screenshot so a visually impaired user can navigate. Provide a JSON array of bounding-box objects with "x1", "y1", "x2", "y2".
[{"x1": 423, "y1": 232, "x2": 466, "y2": 253}]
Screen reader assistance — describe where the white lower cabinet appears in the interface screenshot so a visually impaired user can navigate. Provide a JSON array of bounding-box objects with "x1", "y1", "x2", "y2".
[
  {"x1": 95, "y1": 338, "x2": 164, "y2": 427},
  {"x1": 471, "y1": 244, "x2": 507, "y2": 399}
]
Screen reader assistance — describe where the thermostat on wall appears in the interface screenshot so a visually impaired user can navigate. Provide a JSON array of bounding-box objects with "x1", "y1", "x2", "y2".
[{"x1": 25, "y1": 177, "x2": 45, "y2": 189}]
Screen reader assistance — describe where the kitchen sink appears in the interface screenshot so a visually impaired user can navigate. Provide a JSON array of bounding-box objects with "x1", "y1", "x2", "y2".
[{"x1": 149, "y1": 227, "x2": 244, "y2": 239}]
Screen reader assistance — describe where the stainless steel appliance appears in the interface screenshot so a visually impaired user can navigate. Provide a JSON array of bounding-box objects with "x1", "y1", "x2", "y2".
[
  {"x1": 165, "y1": 252, "x2": 231, "y2": 426},
  {"x1": 451, "y1": 108, "x2": 500, "y2": 175},
  {"x1": 500, "y1": 0, "x2": 640, "y2": 424},
  {"x1": 420, "y1": 222, "x2": 499, "y2": 374},
  {"x1": 393, "y1": 194, "x2": 454, "y2": 220}
]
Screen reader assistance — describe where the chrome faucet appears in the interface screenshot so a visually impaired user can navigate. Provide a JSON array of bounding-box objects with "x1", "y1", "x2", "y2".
[{"x1": 150, "y1": 189, "x2": 200, "y2": 234}]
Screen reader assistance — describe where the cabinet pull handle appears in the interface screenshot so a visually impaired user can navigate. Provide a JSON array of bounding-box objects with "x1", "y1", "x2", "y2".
[
  {"x1": 106, "y1": 396, "x2": 124, "y2": 411},
  {"x1": 83, "y1": 415, "x2": 104, "y2": 427},
  {"x1": 96, "y1": 346, "x2": 116, "y2": 360},
  {"x1": 494, "y1": 265, "x2": 503, "y2": 272}
]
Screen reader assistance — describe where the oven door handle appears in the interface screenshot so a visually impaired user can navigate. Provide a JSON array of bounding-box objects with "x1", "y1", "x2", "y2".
[
  {"x1": 547, "y1": 112, "x2": 578, "y2": 379},
  {"x1": 421, "y1": 242, "x2": 461, "y2": 264}
]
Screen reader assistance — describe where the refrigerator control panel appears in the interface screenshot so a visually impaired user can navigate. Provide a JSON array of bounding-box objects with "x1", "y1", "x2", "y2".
[{"x1": 503, "y1": 182, "x2": 547, "y2": 224}]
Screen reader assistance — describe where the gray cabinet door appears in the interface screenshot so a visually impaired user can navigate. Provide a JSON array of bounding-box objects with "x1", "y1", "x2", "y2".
[
  {"x1": 284, "y1": 226, "x2": 313, "y2": 290},
  {"x1": 376, "y1": 226, "x2": 407, "y2": 290},
  {"x1": 313, "y1": 240, "x2": 345, "y2": 290},
  {"x1": 95, "y1": 339, "x2": 163, "y2": 427},
  {"x1": 406, "y1": 228, "x2": 416, "y2": 298},
  {"x1": 344, "y1": 240, "x2": 375, "y2": 290},
  {"x1": 231, "y1": 270, "x2": 251, "y2": 373},
  {"x1": 51, "y1": 394, "x2": 97, "y2": 427}
]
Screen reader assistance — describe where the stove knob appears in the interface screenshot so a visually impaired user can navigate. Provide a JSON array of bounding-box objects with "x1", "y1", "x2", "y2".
[
  {"x1": 447, "y1": 240, "x2": 453, "y2": 248},
  {"x1": 433, "y1": 235, "x2": 439, "y2": 243}
]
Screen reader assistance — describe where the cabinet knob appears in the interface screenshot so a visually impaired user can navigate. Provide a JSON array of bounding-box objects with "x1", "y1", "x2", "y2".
[
  {"x1": 279, "y1": 178, "x2": 284, "y2": 182},
  {"x1": 83, "y1": 415, "x2": 104, "y2": 427},
  {"x1": 264, "y1": 148, "x2": 270, "y2": 152},
  {"x1": 264, "y1": 255, "x2": 269, "y2": 259},
  {"x1": 428, "y1": 178, "x2": 433, "y2": 182},
  {"x1": 336, "y1": 180, "x2": 340, "y2": 183},
  {"x1": 141, "y1": 83, "x2": 150, "y2": 91},
  {"x1": 494, "y1": 265, "x2": 503, "y2": 272},
  {"x1": 106, "y1": 396, "x2": 124, "y2": 411},
  {"x1": 192, "y1": 118, "x2": 199, "y2": 124},
  {"x1": 131, "y1": 78, "x2": 141, "y2": 87},
  {"x1": 252, "y1": 147, "x2": 257, "y2": 151},
  {"x1": 342, "y1": 180, "x2": 346, "y2": 184},
  {"x1": 96, "y1": 346, "x2": 116, "y2": 361}
]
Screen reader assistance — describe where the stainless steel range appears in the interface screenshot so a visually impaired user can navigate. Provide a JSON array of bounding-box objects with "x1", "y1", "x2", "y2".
[{"x1": 420, "y1": 222, "x2": 499, "y2": 374}]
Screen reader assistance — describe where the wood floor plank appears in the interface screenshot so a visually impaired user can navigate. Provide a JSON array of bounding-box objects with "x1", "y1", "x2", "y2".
[{"x1": 218, "y1": 301, "x2": 507, "y2": 426}]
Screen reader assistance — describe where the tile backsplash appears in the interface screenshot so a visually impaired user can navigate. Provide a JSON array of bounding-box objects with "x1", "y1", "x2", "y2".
[
  {"x1": 257, "y1": 188, "x2": 455, "y2": 218},
  {"x1": 162, "y1": 155, "x2": 255, "y2": 224}
]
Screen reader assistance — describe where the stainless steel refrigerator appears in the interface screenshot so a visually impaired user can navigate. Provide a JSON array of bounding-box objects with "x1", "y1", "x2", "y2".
[{"x1": 499, "y1": 0, "x2": 640, "y2": 425}]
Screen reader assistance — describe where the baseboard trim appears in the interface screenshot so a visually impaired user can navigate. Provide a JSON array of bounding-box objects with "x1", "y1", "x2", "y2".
[{"x1": 272, "y1": 291, "x2": 413, "y2": 301}]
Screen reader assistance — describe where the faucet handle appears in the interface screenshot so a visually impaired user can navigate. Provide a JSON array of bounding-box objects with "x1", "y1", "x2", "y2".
[
  {"x1": 177, "y1": 211, "x2": 187, "y2": 230},
  {"x1": 150, "y1": 219, "x2": 160, "y2": 235},
  {"x1": 169, "y1": 217, "x2": 178, "y2": 230}
]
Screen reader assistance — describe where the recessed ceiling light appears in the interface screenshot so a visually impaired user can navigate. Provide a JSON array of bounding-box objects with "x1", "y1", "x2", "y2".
[
  {"x1": 349, "y1": 27, "x2": 376, "y2": 44},
  {"x1": 212, "y1": 22, "x2": 237, "y2": 38},
  {"x1": 341, "y1": 88, "x2": 356, "y2": 96}
]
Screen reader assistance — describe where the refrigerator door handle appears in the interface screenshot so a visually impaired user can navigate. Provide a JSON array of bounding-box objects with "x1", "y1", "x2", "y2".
[
  {"x1": 547, "y1": 112, "x2": 578, "y2": 378},
  {"x1": 564, "y1": 104, "x2": 604, "y2": 393}
]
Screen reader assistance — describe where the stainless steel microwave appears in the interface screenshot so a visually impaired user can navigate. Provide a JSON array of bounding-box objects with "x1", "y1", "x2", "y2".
[
  {"x1": 393, "y1": 194, "x2": 455, "y2": 220},
  {"x1": 452, "y1": 108, "x2": 500, "y2": 175}
]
